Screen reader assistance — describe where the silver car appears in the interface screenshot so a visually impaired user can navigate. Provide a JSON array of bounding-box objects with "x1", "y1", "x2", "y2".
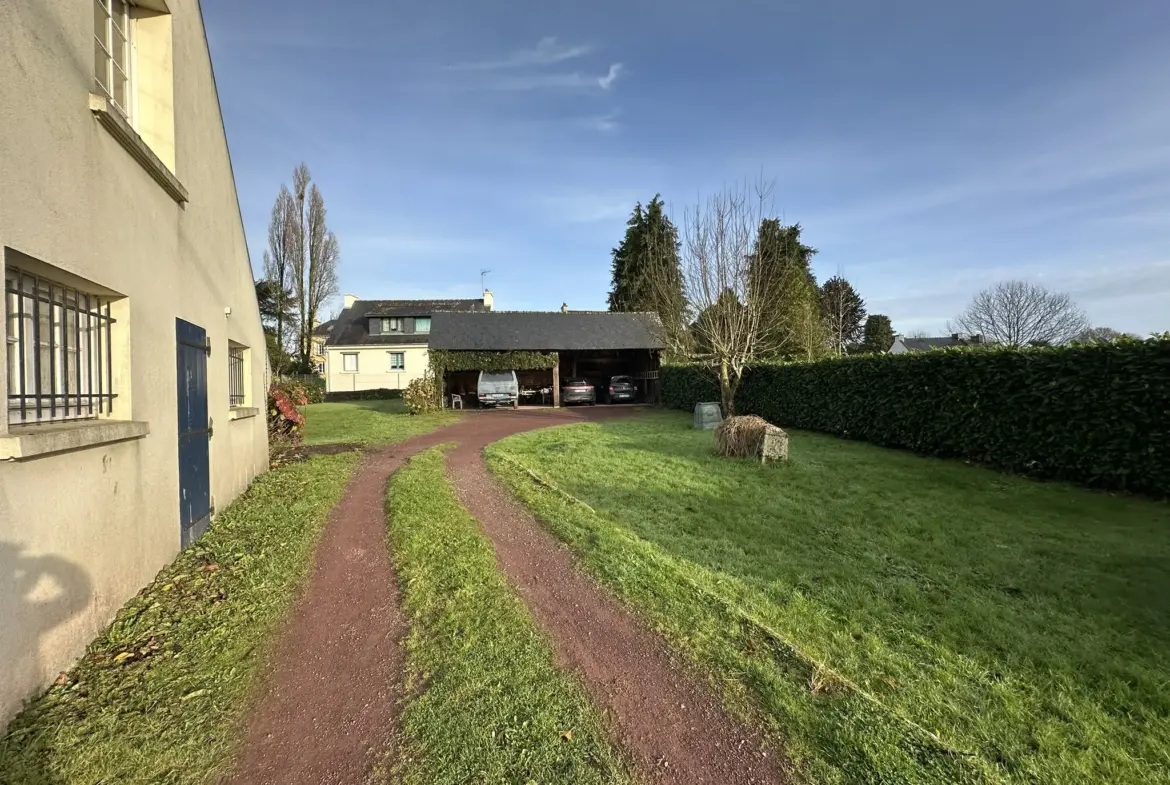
[{"x1": 477, "y1": 370, "x2": 519, "y2": 408}]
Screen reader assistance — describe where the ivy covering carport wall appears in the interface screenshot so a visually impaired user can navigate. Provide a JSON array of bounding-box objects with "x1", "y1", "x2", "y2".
[{"x1": 428, "y1": 350, "x2": 559, "y2": 376}]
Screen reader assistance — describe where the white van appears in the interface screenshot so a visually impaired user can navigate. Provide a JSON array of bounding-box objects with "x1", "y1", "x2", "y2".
[{"x1": 477, "y1": 370, "x2": 519, "y2": 408}]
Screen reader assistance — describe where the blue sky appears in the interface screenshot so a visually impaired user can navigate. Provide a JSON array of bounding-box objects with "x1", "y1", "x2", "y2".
[{"x1": 203, "y1": 0, "x2": 1170, "y2": 335}]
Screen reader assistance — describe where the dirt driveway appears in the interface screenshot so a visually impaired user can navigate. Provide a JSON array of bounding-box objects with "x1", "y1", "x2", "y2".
[{"x1": 227, "y1": 407, "x2": 787, "y2": 785}]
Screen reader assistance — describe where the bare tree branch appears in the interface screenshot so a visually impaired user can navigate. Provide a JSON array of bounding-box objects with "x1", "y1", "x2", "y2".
[
  {"x1": 304, "y1": 184, "x2": 340, "y2": 357},
  {"x1": 949, "y1": 280, "x2": 1090, "y2": 346}
]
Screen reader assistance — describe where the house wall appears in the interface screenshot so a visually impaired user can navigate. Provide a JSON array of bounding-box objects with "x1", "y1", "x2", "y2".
[
  {"x1": 325, "y1": 345, "x2": 429, "y2": 392},
  {"x1": 0, "y1": 0, "x2": 269, "y2": 727}
]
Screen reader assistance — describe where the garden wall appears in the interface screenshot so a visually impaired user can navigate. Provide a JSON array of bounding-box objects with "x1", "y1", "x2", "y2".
[{"x1": 662, "y1": 339, "x2": 1170, "y2": 496}]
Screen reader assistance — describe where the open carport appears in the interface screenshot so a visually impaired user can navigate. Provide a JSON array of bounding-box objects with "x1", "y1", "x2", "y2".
[{"x1": 428, "y1": 311, "x2": 665, "y2": 407}]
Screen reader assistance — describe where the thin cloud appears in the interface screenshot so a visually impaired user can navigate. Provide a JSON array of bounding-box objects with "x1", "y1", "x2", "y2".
[
  {"x1": 450, "y1": 36, "x2": 592, "y2": 71},
  {"x1": 487, "y1": 64, "x2": 624, "y2": 92},
  {"x1": 598, "y1": 63, "x2": 623, "y2": 89}
]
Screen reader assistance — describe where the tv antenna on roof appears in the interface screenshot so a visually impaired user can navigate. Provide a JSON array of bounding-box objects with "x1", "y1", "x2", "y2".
[{"x1": 480, "y1": 268, "x2": 491, "y2": 291}]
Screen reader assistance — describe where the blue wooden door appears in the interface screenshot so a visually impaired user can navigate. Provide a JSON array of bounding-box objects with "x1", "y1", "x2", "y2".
[{"x1": 176, "y1": 318, "x2": 212, "y2": 548}]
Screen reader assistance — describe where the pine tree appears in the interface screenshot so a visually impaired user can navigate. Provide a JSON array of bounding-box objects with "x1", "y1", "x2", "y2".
[
  {"x1": 748, "y1": 219, "x2": 824, "y2": 358},
  {"x1": 607, "y1": 196, "x2": 686, "y2": 337},
  {"x1": 819, "y1": 276, "x2": 867, "y2": 354},
  {"x1": 860, "y1": 314, "x2": 895, "y2": 353}
]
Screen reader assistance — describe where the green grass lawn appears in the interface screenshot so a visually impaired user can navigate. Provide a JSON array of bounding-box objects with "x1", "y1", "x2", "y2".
[
  {"x1": 0, "y1": 453, "x2": 359, "y2": 785},
  {"x1": 382, "y1": 447, "x2": 633, "y2": 785},
  {"x1": 486, "y1": 412, "x2": 1170, "y2": 785},
  {"x1": 302, "y1": 399, "x2": 462, "y2": 446}
]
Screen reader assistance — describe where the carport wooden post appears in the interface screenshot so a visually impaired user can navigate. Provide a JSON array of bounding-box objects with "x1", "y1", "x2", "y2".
[{"x1": 552, "y1": 354, "x2": 561, "y2": 407}]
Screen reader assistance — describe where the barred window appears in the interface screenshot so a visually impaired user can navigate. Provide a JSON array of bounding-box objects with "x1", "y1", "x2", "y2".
[
  {"x1": 229, "y1": 346, "x2": 245, "y2": 406},
  {"x1": 94, "y1": 0, "x2": 133, "y2": 120},
  {"x1": 5, "y1": 267, "x2": 116, "y2": 425}
]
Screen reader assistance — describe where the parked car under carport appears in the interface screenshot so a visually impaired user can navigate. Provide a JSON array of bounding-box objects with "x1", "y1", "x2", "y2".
[{"x1": 561, "y1": 378, "x2": 596, "y2": 405}]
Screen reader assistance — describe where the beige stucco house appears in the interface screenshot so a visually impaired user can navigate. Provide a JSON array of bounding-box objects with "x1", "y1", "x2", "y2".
[
  {"x1": 325, "y1": 292, "x2": 493, "y2": 394},
  {"x1": 0, "y1": 0, "x2": 269, "y2": 727}
]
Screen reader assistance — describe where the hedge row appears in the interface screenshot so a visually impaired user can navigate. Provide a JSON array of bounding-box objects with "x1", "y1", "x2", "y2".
[
  {"x1": 662, "y1": 339, "x2": 1170, "y2": 496},
  {"x1": 324, "y1": 388, "x2": 403, "y2": 402}
]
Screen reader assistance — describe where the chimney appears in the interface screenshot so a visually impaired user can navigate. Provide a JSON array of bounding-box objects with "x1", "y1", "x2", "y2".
[
  {"x1": 482, "y1": 289, "x2": 494, "y2": 311},
  {"x1": 343, "y1": 294, "x2": 359, "y2": 309},
  {"x1": 561, "y1": 303, "x2": 568, "y2": 313}
]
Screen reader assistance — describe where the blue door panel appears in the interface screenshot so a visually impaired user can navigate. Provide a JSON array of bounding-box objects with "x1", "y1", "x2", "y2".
[{"x1": 176, "y1": 319, "x2": 211, "y2": 548}]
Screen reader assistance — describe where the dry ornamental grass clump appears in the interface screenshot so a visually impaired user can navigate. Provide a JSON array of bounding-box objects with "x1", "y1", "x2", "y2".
[{"x1": 714, "y1": 415, "x2": 789, "y2": 463}]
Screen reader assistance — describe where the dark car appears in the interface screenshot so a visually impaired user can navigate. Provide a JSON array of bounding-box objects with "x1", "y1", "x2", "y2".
[
  {"x1": 561, "y1": 377, "x2": 596, "y2": 405},
  {"x1": 604, "y1": 375, "x2": 637, "y2": 404}
]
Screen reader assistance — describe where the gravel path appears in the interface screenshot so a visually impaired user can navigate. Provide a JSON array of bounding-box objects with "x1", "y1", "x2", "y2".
[{"x1": 227, "y1": 407, "x2": 788, "y2": 784}]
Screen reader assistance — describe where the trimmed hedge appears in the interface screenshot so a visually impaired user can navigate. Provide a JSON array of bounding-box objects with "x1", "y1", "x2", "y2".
[
  {"x1": 662, "y1": 339, "x2": 1170, "y2": 496},
  {"x1": 324, "y1": 388, "x2": 403, "y2": 402}
]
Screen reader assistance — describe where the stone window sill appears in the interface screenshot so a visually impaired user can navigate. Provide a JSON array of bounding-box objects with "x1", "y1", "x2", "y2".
[
  {"x1": 0, "y1": 420, "x2": 150, "y2": 461},
  {"x1": 89, "y1": 94, "x2": 188, "y2": 204},
  {"x1": 230, "y1": 406, "x2": 260, "y2": 421}
]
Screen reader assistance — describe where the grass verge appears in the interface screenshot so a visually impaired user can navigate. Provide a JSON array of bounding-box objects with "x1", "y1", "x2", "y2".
[
  {"x1": 383, "y1": 447, "x2": 633, "y2": 785},
  {"x1": 303, "y1": 399, "x2": 461, "y2": 446},
  {"x1": 0, "y1": 453, "x2": 359, "y2": 785},
  {"x1": 486, "y1": 412, "x2": 1170, "y2": 785}
]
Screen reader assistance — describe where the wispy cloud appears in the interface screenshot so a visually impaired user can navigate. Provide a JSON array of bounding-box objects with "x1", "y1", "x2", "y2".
[
  {"x1": 576, "y1": 110, "x2": 621, "y2": 132},
  {"x1": 598, "y1": 63, "x2": 623, "y2": 89},
  {"x1": 486, "y1": 64, "x2": 624, "y2": 92},
  {"x1": 450, "y1": 36, "x2": 592, "y2": 71}
]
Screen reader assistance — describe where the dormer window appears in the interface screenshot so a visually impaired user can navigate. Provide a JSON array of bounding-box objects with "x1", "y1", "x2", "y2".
[{"x1": 371, "y1": 317, "x2": 402, "y2": 334}]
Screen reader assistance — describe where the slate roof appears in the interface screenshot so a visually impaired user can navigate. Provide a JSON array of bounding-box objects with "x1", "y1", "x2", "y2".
[
  {"x1": 312, "y1": 319, "x2": 337, "y2": 338},
  {"x1": 900, "y1": 336, "x2": 965, "y2": 351},
  {"x1": 428, "y1": 311, "x2": 665, "y2": 351},
  {"x1": 327, "y1": 298, "x2": 487, "y2": 346}
]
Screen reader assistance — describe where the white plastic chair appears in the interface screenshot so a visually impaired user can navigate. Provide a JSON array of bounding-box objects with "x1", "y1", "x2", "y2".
[{"x1": 449, "y1": 394, "x2": 464, "y2": 410}]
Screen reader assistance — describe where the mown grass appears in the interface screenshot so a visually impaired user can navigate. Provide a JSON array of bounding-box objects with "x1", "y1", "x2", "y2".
[
  {"x1": 0, "y1": 453, "x2": 359, "y2": 785},
  {"x1": 383, "y1": 447, "x2": 633, "y2": 785},
  {"x1": 486, "y1": 412, "x2": 1170, "y2": 785},
  {"x1": 303, "y1": 399, "x2": 461, "y2": 446}
]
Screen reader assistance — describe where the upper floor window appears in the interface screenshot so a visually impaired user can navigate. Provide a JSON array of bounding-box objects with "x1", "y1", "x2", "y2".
[
  {"x1": 5, "y1": 266, "x2": 117, "y2": 425},
  {"x1": 94, "y1": 0, "x2": 133, "y2": 121},
  {"x1": 414, "y1": 317, "x2": 431, "y2": 334}
]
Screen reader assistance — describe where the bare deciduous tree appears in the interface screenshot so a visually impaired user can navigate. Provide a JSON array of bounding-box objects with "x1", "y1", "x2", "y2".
[
  {"x1": 643, "y1": 179, "x2": 786, "y2": 414},
  {"x1": 280, "y1": 163, "x2": 341, "y2": 365},
  {"x1": 263, "y1": 185, "x2": 299, "y2": 374},
  {"x1": 303, "y1": 184, "x2": 340, "y2": 358},
  {"x1": 949, "y1": 280, "x2": 1090, "y2": 347}
]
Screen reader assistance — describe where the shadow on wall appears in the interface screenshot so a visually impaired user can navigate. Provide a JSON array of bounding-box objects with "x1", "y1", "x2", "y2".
[{"x1": 0, "y1": 541, "x2": 92, "y2": 728}]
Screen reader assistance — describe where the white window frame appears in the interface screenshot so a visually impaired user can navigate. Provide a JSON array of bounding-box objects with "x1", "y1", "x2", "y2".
[
  {"x1": 414, "y1": 317, "x2": 431, "y2": 334},
  {"x1": 94, "y1": 0, "x2": 134, "y2": 121},
  {"x1": 388, "y1": 352, "x2": 405, "y2": 371},
  {"x1": 342, "y1": 352, "x2": 359, "y2": 373}
]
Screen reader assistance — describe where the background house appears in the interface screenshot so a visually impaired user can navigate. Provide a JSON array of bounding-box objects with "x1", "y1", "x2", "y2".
[
  {"x1": 889, "y1": 334, "x2": 986, "y2": 353},
  {"x1": 310, "y1": 319, "x2": 337, "y2": 375},
  {"x1": 1, "y1": 0, "x2": 268, "y2": 727},
  {"x1": 325, "y1": 291, "x2": 493, "y2": 393}
]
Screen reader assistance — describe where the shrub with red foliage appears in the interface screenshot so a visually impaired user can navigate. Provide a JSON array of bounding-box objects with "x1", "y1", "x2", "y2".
[{"x1": 268, "y1": 384, "x2": 306, "y2": 461}]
